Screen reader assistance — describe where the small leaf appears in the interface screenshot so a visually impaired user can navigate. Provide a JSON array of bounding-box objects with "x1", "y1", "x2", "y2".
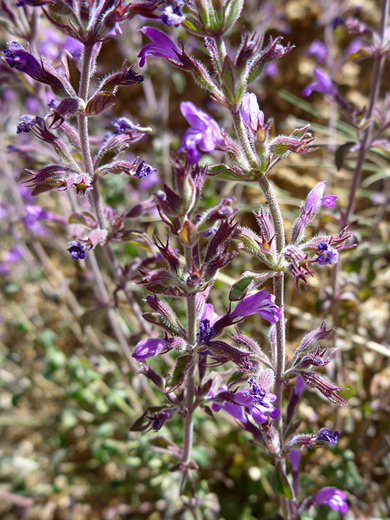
[
  {"x1": 85, "y1": 92, "x2": 117, "y2": 116},
  {"x1": 335, "y1": 142, "x2": 355, "y2": 171},
  {"x1": 272, "y1": 466, "x2": 293, "y2": 500},
  {"x1": 166, "y1": 354, "x2": 193, "y2": 393},
  {"x1": 229, "y1": 271, "x2": 274, "y2": 301}
]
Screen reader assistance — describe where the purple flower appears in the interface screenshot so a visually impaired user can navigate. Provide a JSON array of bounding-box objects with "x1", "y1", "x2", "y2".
[
  {"x1": 16, "y1": 115, "x2": 44, "y2": 134},
  {"x1": 289, "y1": 450, "x2": 301, "y2": 472},
  {"x1": 197, "y1": 303, "x2": 220, "y2": 343},
  {"x1": 0, "y1": 245, "x2": 24, "y2": 275},
  {"x1": 132, "y1": 338, "x2": 168, "y2": 362},
  {"x1": 3, "y1": 42, "x2": 42, "y2": 77},
  {"x1": 304, "y1": 181, "x2": 337, "y2": 213},
  {"x1": 135, "y1": 160, "x2": 157, "y2": 178},
  {"x1": 306, "y1": 40, "x2": 328, "y2": 63},
  {"x1": 240, "y1": 93, "x2": 264, "y2": 133},
  {"x1": 295, "y1": 376, "x2": 306, "y2": 395},
  {"x1": 23, "y1": 205, "x2": 52, "y2": 230},
  {"x1": 161, "y1": 1, "x2": 185, "y2": 27},
  {"x1": 314, "y1": 487, "x2": 348, "y2": 514},
  {"x1": 303, "y1": 68, "x2": 335, "y2": 97},
  {"x1": 67, "y1": 241, "x2": 87, "y2": 261},
  {"x1": 230, "y1": 290, "x2": 282, "y2": 323},
  {"x1": 210, "y1": 377, "x2": 279, "y2": 424},
  {"x1": 137, "y1": 27, "x2": 182, "y2": 68},
  {"x1": 316, "y1": 242, "x2": 339, "y2": 265},
  {"x1": 178, "y1": 102, "x2": 223, "y2": 164},
  {"x1": 315, "y1": 428, "x2": 339, "y2": 444}
]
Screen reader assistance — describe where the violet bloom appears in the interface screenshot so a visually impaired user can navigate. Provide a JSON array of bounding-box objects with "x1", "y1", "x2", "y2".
[
  {"x1": 16, "y1": 115, "x2": 43, "y2": 134},
  {"x1": 240, "y1": 93, "x2": 264, "y2": 133},
  {"x1": 303, "y1": 68, "x2": 335, "y2": 97},
  {"x1": 316, "y1": 242, "x2": 339, "y2": 265},
  {"x1": 137, "y1": 27, "x2": 182, "y2": 67},
  {"x1": 210, "y1": 377, "x2": 279, "y2": 424},
  {"x1": 0, "y1": 245, "x2": 24, "y2": 275},
  {"x1": 3, "y1": 42, "x2": 42, "y2": 77},
  {"x1": 289, "y1": 450, "x2": 301, "y2": 472},
  {"x1": 314, "y1": 487, "x2": 348, "y2": 513},
  {"x1": 315, "y1": 428, "x2": 339, "y2": 444},
  {"x1": 230, "y1": 290, "x2": 282, "y2": 323},
  {"x1": 305, "y1": 181, "x2": 337, "y2": 213},
  {"x1": 197, "y1": 303, "x2": 220, "y2": 343},
  {"x1": 23, "y1": 205, "x2": 52, "y2": 230},
  {"x1": 178, "y1": 102, "x2": 223, "y2": 164},
  {"x1": 306, "y1": 40, "x2": 328, "y2": 63},
  {"x1": 135, "y1": 160, "x2": 157, "y2": 178},
  {"x1": 161, "y1": 1, "x2": 185, "y2": 27},
  {"x1": 67, "y1": 241, "x2": 87, "y2": 261},
  {"x1": 132, "y1": 338, "x2": 168, "y2": 362}
]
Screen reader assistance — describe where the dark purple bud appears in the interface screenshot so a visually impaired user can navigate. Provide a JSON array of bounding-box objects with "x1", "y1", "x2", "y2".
[
  {"x1": 230, "y1": 290, "x2": 282, "y2": 323},
  {"x1": 315, "y1": 428, "x2": 339, "y2": 444},
  {"x1": 67, "y1": 241, "x2": 87, "y2": 260},
  {"x1": 132, "y1": 337, "x2": 168, "y2": 362},
  {"x1": 145, "y1": 294, "x2": 186, "y2": 337}
]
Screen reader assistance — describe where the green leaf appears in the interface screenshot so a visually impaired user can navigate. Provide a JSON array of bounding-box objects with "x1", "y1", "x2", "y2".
[
  {"x1": 272, "y1": 466, "x2": 293, "y2": 500},
  {"x1": 229, "y1": 271, "x2": 274, "y2": 301},
  {"x1": 335, "y1": 141, "x2": 355, "y2": 171},
  {"x1": 85, "y1": 92, "x2": 116, "y2": 116},
  {"x1": 166, "y1": 354, "x2": 193, "y2": 392}
]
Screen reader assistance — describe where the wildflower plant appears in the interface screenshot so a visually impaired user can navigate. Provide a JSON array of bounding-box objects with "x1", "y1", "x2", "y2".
[{"x1": 1, "y1": 0, "x2": 389, "y2": 518}]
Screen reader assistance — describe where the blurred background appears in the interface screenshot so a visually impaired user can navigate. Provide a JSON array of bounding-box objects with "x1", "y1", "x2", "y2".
[{"x1": 1, "y1": 0, "x2": 389, "y2": 518}]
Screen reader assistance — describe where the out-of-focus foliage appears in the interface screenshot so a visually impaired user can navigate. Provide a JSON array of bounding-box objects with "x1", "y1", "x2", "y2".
[{"x1": 1, "y1": 0, "x2": 389, "y2": 519}]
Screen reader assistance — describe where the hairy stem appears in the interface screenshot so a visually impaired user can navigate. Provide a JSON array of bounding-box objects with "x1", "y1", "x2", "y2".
[
  {"x1": 343, "y1": 0, "x2": 389, "y2": 225},
  {"x1": 181, "y1": 246, "x2": 197, "y2": 493}
]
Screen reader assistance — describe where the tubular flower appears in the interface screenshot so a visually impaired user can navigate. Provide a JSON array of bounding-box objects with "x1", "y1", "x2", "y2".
[
  {"x1": 230, "y1": 290, "x2": 282, "y2": 323},
  {"x1": 197, "y1": 303, "x2": 220, "y2": 344},
  {"x1": 67, "y1": 241, "x2": 87, "y2": 261},
  {"x1": 178, "y1": 102, "x2": 224, "y2": 164},
  {"x1": 137, "y1": 27, "x2": 182, "y2": 67},
  {"x1": 303, "y1": 68, "x2": 336, "y2": 97},
  {"x1": 132, "y1": 338, "x2": 168, "y2": 362},
  {"x1": 305, "y1": 181, "x2": 337, "y2": 213},
  {"x1": 314, "y1": 487, "x2": 348, "y2": 513},
  {"x1": 209, "y1": 377, "x2": 279, "y2": 424}
]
